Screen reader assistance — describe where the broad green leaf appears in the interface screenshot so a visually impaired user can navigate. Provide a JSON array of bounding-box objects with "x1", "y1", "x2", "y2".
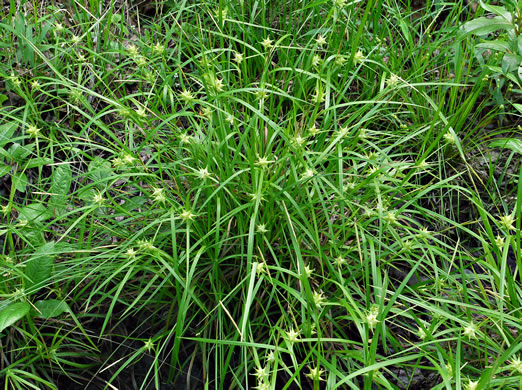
[
  {"x1": 8, "y1": 142, "x2": 34, "y2": 162},
  {"x1": 121, "y1": 196, "x2": 147, "y2": 211},
  {"x1": 476, "y1": 40, "x2": 509, "y2": 53},
  {"x1": 518, "y1": 35, "x2": 522, "y2": 56},
  {"x1": 111, "y1": 13, "x2": 122, "y2": 23},
  {"x1": 489, "y1": 138, "x2": 522, "y2": 153},
  {"x1": 0, "y1": 302, "x2": 30, "y2": 333},
  {"x1": 0, "y1": 94, "x2": 7, "y2": 105},
  {"x1": 461, "y1": 16, "x2": 513, "y2": 35},
  {"x1": 0, "y1": 161, "x2": 10, "y2": 176},
  {"x1": 23, "y1": 157, "x2": 53, "y2": 169},
  {"x1": 479, "y1": 0, "x2": 512, "y2": 21},
  {"x1": 485, "y1": 65, "x2": 503, "y2": 74},
  {"x1": 38, "y1": 21, "x2": 54, "y2": 41},
  {"x1": 32, "y1": 299, "x2": 69, "y2": 319},
  {"x1": 77, "y1": 187, "x2": 95, "y2": 202},
  {"x1": 504, "y1": 70, "x2": 520, "y2": 86},
  {"x1": 0, "y1": 147, "x2": 9, "y2": 160},
  {"x1": 17, "y1": 227, "x2": 45, "y2": 247},
  {"x1": 502, "y1": 53, "x2": 521, "y2": 73},
  {"x1": 18, "y1": 203, "x2": 50, "y2": 225},
  {"x1": 0, "y1": 121, "x2": 17, "y2": 146},
  {"x1": 493, "y1": 82, "x2": 505, "y2": 106},
  {"x1": 399, "y1": 19, "x2": 412, "y2": 47},
  {"x1": 88, "y1": 157, "x2": 112, "y2": 188},
  {"x1": 24, "y1": 242, "x2": 56, "y2": 293},
  {"x1": 14, "y1": 13, "x2": 25, "y2": 37},
  {"x1": 50, "y1": 164, "x2": 72, "y2": 215},
  {"x1": 12, "y1": 172, "x2": 27, "y2": 193}
]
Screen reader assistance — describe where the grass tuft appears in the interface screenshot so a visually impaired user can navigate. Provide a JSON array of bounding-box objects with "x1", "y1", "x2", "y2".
[{"x1": 0, "y1": 0, "x2": 521, "y2": 389}]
